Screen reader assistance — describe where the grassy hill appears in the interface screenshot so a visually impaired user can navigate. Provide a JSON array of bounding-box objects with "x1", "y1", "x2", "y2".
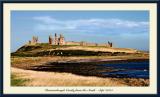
[{"x1": 11, "y1": 43, "x2": 147, "y2": 57}]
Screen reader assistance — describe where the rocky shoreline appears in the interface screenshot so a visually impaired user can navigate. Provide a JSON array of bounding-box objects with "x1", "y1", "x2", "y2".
[{"x1": 29, "y1": 58, "x2": 149, "y2": 78}]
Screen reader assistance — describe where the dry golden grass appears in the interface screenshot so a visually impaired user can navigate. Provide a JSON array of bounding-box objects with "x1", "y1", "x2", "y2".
[
  {"x1": 11, "y1": 67, "x2": 127, "y2": 86},
  {"x1": 11, "y1": 55, "x2": 148, "y2": 65},
  {"x1": 55, "y1": 46, "x2": 138, "y2": 53}
]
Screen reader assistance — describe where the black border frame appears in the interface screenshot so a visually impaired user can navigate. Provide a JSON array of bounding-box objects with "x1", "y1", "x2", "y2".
[{"x1": 0, "y1": 0, "x2": 159, "y2": 97}]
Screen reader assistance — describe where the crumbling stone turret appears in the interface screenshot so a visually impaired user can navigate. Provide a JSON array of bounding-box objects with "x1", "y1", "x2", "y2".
[
  {"x1": 49, "y1": 35, "x2": 53, "y2": 45},
  {"x1": 28, "y1": 36, "x2": 38, "y2": 45},
  {"x1": 108, "y1": 41, "x2": 113, "y2": 47}
]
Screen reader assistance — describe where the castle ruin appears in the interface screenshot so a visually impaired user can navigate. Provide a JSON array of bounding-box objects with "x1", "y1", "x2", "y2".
[
  {"x1": 28, "y1": 36, "x2": 38, "y2": 45},
  {"x1": 47, "y1": 33, "x2": 65, "y2": 45},
  {"x1": 49, "y1": 35, "x2": 53, "y2": 45},
  {"x1": 28, "y1": 33, "x2": 113, "y2": 47}
]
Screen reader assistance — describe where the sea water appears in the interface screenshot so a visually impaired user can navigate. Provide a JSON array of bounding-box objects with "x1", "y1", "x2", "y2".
[{"x1": 102, "y1": 61, "x2": 149, "y2": 79}]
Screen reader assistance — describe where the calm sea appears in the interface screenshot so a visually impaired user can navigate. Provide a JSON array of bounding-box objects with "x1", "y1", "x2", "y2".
[{"x1": 102, "y1": 61, "x2": 149, "y2": 79}]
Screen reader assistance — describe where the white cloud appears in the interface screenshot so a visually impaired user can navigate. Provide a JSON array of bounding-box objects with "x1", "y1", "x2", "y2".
[
  {"x1": 33, "y1": 16, "x2": 62, "y2": 24},
  {"x1": 33, "y1": 16, "x2": 149, "y2": 33}
]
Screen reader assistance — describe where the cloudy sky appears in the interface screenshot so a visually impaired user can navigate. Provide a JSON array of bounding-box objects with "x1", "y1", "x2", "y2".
[{"x1": 11, "y1": 11, "x2": 149, "y2": 52}]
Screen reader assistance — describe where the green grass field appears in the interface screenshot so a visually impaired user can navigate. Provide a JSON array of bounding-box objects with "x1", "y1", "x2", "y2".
[{"x1": 11, "y1": 74, "x2": 29, "y2": 86}]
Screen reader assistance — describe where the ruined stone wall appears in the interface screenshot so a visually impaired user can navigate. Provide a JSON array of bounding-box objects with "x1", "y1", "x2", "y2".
[
  {"x1": 65, "y1": 41, "x2": 81, "y2": 46},
  {"x1": 97, "y1": 43, "x2": 107, "y2": 46},
  {"x1": 65, "y1": 41, "x2": 112, "y2": 47},
  {"x1": 86, "y1": 43, "x2": 97, "y2": 46}
]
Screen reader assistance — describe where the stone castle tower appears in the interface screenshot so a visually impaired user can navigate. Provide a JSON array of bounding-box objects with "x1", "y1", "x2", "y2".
[
  {"x1": 58, "y1": 34, "x2": 65, "y2": 45},
  {"x1": 108, "y1": 41, "x2": 113, "y2": 47},
  {"x1": 53, "y1": 33, "x2": 65, "y2": 45},
  {"x1": 28, "y1": 36, "x2": 38, "y2": 45},
  {"x1": 53, "y1": 33, "x2": 58, "y2": 45},
  {"x1": 49, "y1": 35, "x2": 53, "y2": 45}
]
